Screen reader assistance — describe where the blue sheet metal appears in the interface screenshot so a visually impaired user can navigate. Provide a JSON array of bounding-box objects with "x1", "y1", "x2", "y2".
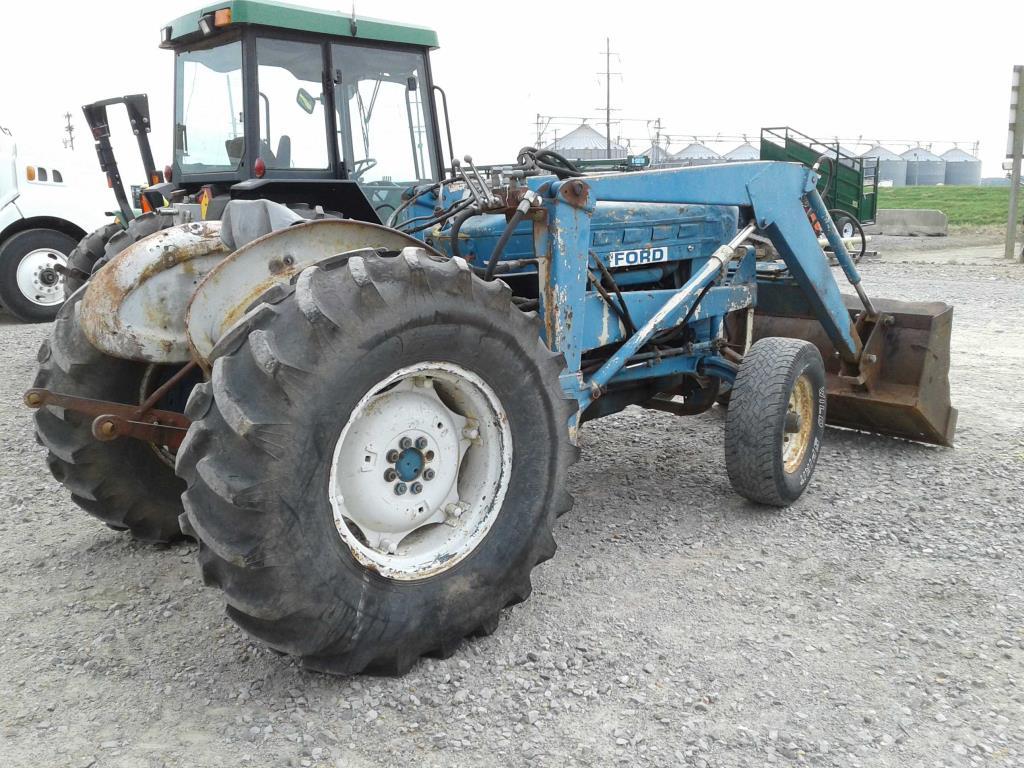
[{"x1": 394, "y1": 160, "x2": 866, "y2": 422}]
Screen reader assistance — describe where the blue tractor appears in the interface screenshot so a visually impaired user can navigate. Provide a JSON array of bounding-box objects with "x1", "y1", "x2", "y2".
[{"x1": 28, "y1": 0, "x2": 955, "y2": 674}]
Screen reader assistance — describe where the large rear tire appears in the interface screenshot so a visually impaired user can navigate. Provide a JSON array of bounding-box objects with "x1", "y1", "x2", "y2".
[
  {"x1": 63, "y1": 222, "x2": 122, "y2": 299},
  {"x1": 32, "y1": 294, "x2": 191, "y2": 542},
  {"x1": 724, "y1": 337, "x2": 826, "y2": 506},
  {"x1": 177, "y1": 249, "x2": 577, "y2": 674}
]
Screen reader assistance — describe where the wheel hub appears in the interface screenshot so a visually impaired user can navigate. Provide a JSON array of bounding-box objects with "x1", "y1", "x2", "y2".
[
  {"x1": 16, "y1": 248, "x2": 68, "y2": 307},
  {"x1": 782, "y1": 373, "x2": 815, "y2": 474},
  {"x1": 394, "y1": 444, "x2": 425, "y2": 483},
  {"x1": 328, "y1": 362, "x2": 512, "y2": 580}
]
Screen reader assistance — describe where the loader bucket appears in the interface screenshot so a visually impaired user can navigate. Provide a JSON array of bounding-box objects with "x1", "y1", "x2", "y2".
[{"x1": 750, "y1": 282, "x2": 957, "y2": 447}]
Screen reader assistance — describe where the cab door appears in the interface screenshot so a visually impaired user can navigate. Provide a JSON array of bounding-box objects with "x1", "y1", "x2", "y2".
[{"x1": 331, "y1": 43, "x2": 438, "y2": 220}]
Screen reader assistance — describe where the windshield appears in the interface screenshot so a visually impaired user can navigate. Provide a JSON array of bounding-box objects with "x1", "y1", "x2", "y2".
[
  {"x1": 332, "y1": 44, "x2": 437, "y2": 199},
  {"x1": 174, "y1": 42, "x2": 244, "y2": 174}
]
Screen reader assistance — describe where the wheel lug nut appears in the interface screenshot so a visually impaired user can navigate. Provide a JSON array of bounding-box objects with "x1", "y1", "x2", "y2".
[
  {"x1": 394, "y1": 483, "x2": 407, "y2": 495},
  {"x1": 384, "y1": 468, "x2": 397, "y2": 482},
  {"x1": 399, "y1": 437, "x2": 412, "y2": 449},
  {"x1": 386, "y1": 449, "x2": 399, "y2": 463},
  {"x1": 423, "y1": 468, "x2": 435, "y2": 481},
  {"x1": 415, "y1": 437, "x2": 428, "y2": 449},
  {"x1": 411, "y1": 482, "x2": 423, "y2": 494}
]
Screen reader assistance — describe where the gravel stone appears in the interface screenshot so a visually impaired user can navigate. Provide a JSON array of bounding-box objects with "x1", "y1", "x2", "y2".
[{"x1": 1, "y1": 239, "x2": 1022, "y2": 767}]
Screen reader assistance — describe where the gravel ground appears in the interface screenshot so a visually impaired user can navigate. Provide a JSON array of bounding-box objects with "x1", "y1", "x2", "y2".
[{"x1": 1, "y1": 241, "x2": 1022, "y2": 768}]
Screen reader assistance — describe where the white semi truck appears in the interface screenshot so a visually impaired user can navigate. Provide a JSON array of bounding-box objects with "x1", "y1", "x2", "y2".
[{"x1": 0, "y1": 127, "x2": 112, "y2": 321}]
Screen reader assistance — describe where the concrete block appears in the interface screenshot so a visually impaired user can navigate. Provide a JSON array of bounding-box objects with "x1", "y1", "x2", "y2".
[{"x1": 864, "y1": 209, "x2": 948, "y2": 237}]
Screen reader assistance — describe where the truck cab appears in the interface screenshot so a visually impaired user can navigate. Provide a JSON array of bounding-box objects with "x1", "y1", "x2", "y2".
[
  {"x1": 159, "y1": 0, "x2": 445, "y2": 221},
  {"x1": 0, "y1": 128, "x2": 110, "y2": 321}
]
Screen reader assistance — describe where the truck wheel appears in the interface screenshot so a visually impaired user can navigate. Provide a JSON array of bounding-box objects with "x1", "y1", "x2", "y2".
[
  {"x1": 177, "y1": 250, "x2": 577, "y2": 674},
  {"x1": 0, "y1": 228, "x2": 77, "y2": 322},
  {"x1": 829, "y1": 210, "x2": 866, "y2": 263},
  {"x1": 63, "y1": 222, "x2": 122, "y2": 299},
  {"x1": 724, "y1": 337, "x2": 826, "y2": 506},
  {"x1": 32, "y1": 293, "x2": 193, "y2": 542}
]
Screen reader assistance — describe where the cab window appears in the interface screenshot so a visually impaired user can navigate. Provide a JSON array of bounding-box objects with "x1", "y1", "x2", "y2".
[
  {"x1": 255, "y1": 38, "x2": 330, "y2": 170},
  {"x1": 332, "y1": 43, "x2": 437, "y2": 194},
  {"x1": 174, "y1": 42, "x2": 245, "y2": 173}
]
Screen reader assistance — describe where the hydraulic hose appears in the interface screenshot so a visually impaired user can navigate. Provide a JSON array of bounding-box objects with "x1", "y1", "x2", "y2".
[
  {"x1": 449, "y1": 205, "x2": 479, "y2": 259},
  {"x1": 482, "y1": 190, "x2": 538, "y2": 281},
  {"x1": 483, "y1": 207, "x2": 527, "y2": 281},
  {"x1": 590, "y1": 252, "x2": 635, "y2": 335},
  {"x1": 516, "y1": 147, "x2": 585, "y2": 180}
]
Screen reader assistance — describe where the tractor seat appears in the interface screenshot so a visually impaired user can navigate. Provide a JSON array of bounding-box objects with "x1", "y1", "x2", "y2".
[
  {"x1": 225, "y1": 137, "x2": 244, "y2": 166},
  {"x1": 275, "y1": 135, "x2": 291, "y2": 168}
]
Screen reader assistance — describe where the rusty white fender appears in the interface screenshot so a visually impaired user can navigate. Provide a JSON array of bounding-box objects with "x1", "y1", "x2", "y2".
[
  {"x1": 184, "y1": 218, "x2": 441, "y2": 366},
  {"x1": 79, "y1": 221, "x2": 230, "y2": 363}
]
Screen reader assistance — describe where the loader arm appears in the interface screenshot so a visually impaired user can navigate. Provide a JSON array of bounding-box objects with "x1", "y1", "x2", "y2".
[
  {"x1": 571, "y1": 161, "x2": 864, "y2": 364},
  {"x1": 531, "y1": 160, "x2": 955, "y2": 445},
  {"x1": 536, "y1": 162, "x2": 866, "y2": 400}
]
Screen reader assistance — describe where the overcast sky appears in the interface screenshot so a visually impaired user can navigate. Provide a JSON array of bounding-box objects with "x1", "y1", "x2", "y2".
[{"x1": 2, "y1": 0, "x2": 1021, "y2": 181}]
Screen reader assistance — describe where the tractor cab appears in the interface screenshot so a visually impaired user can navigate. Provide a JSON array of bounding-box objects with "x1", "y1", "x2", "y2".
[{"x1": 148, "y1": 0, "x2": 444, "y2": 221}]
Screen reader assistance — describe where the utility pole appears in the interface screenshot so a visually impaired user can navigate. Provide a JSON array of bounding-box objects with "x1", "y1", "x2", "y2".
[
  {"x1": 596, "y1": 39, "x2": 619, "y2": 159},
  {"x1": 1006, "y1": 65, "x2": 1023, "y2": 261},
  {"x1": 62, "y1": 112, "x2": 75, "y2": 150},
  {"x1": 605, "y1": 38, "x2": 611, "y2": 159}
]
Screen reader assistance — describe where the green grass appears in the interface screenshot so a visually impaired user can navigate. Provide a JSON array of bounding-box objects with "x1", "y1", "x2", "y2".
[{"x1": 878, "y1": 186, "x2": 1010, "y2": 227}]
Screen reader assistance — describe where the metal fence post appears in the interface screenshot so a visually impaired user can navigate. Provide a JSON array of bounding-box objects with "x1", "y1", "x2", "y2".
[{"x1": 1006, "y1": 66, "x2": 1023, "y2": 262}]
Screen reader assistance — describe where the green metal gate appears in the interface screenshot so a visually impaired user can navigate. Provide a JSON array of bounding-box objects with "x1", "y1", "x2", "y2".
[{"x1": 760, "y1": 127, "x2": 878, "y2": 224}]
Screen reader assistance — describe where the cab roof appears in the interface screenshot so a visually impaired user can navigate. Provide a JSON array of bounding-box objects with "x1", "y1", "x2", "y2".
[{"x1": 163, "y1": 0, "x2": 439, "y2": 49}]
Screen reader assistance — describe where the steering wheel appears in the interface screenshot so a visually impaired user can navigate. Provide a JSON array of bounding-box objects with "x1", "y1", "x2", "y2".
[{"x1": 350, "y1": 158, "x2": 377, "y2": 181}]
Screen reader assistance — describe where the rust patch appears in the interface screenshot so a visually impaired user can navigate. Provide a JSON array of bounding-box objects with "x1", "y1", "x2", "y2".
[{"x1": 559, "y1": 180, "x2": 590, "y2": 209}]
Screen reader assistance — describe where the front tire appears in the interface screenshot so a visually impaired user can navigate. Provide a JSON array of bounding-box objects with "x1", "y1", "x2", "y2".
[
  {"x1": 177, "y1": 249, "x2": 577, "y2": 675},
  {"x1": 724, "y1": 337, "x2": 826, "y2": 506},
  {"x1": 0, "y1": 228, "x2": 77, "y2": 322}
]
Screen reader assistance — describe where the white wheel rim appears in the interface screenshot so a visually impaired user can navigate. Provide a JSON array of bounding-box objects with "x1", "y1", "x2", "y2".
[
  {"x1": 328, "y1": 362, "x2": 512, "y2": 581},
  {"x1": 16, "y1": 248, "x2": 67, "y2": 307}
]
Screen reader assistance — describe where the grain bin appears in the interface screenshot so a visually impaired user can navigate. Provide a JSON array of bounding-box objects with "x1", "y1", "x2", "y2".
[
  {"x1": 940, "y1": 148, "x2": 982, "y2": 186},
  {"x1": 544, "y1": 124, "x2": 626, "y2": 160},
  {"x1": 641, "y1": 145, "x2": 676, "y2": 167},
  {"x1": 723, "y1": 142, "x2": 760, "y2": 162},
  {"x1": 901, "y1": 147, "x2": 945, "y2": 186},
  {"x1": 861, "y1": 145, "x2": 907, "y2": 187},
  {"x1": 672, "y1": 142, "x2": 722, "y2": 167}
]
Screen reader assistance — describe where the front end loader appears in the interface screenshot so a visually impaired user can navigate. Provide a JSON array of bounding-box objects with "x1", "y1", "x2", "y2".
[{"x1": 27, "y1": 0, "x2": 955, "y2": 675}]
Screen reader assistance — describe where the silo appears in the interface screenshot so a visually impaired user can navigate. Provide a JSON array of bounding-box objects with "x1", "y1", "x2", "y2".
[
  {"x1": 723, "y1": 143, "x2": 760, "y2": 162},
  {"x1": 861, "y1": 145, "x2": 907, "y2": 187},
  {"x1": 901, "y1": 147, "x2": 945, "y2": 186},
  {"x1": 838, "y1": 146, "x2": 860, "y2": 169},
  {"x1": 940, "y1": 148, "x2": 982, "y2": 186},
  {"x1": 672, "y1": 142, "x2": 721, "y2": 167},
  {"x1": 641, "y1": 145, "x2": 675, "y2": 168},
  {"x1": 544, "y1": 124, "x2": 626, "y2": 160}
]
